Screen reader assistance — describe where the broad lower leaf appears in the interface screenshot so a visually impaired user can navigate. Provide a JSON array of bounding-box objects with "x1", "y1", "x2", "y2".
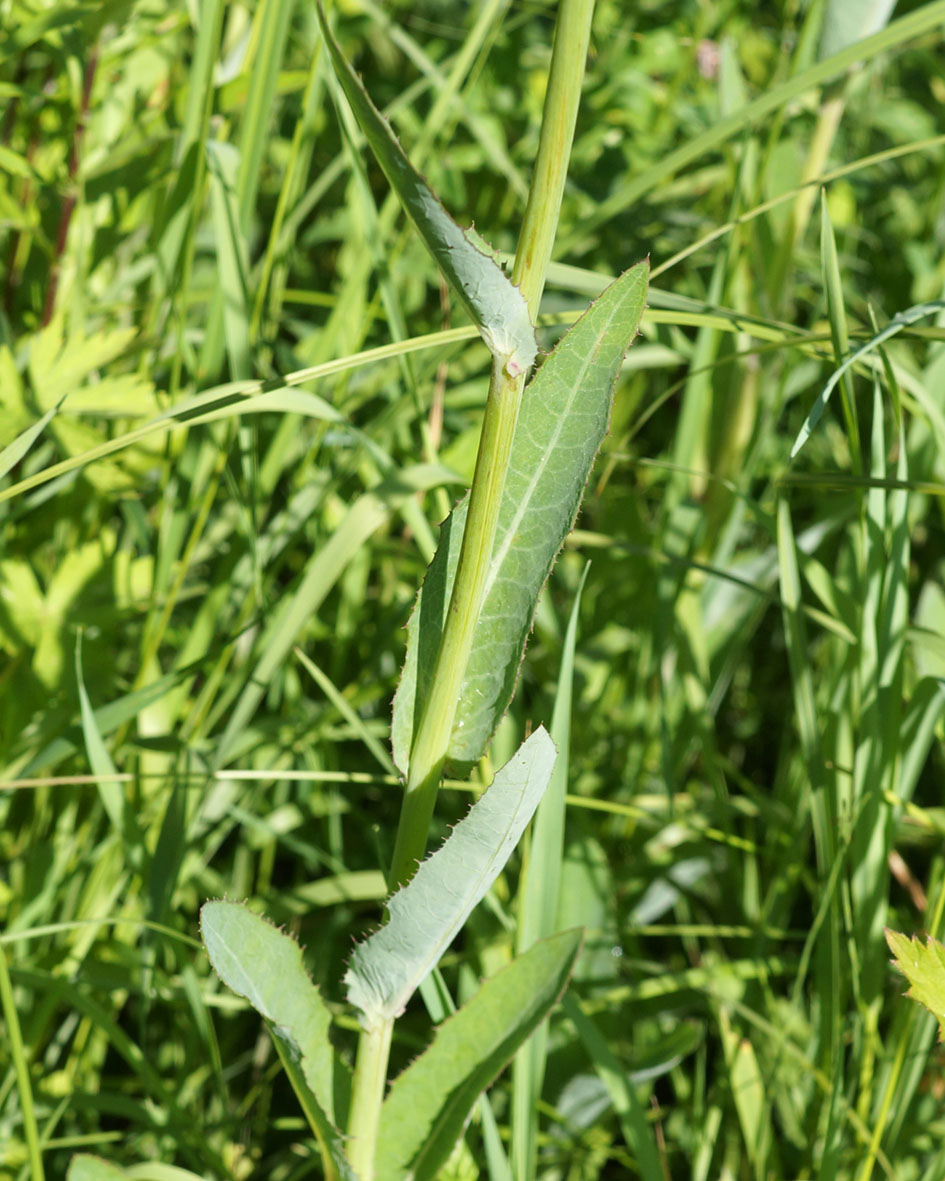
[
  {"x1": 344, "y1": 728, "x2": 557, "y2": 1029},
  {"x1": 374, "y1": 929, "x2": 583, "y2": 1181},
  {"x1": 201, "y1": 901, "x2": 355, "y2": 1180},
  {"x1": 886, "y1": 928, "x2": 945, "y2": 1039},
  {"x1": 315, "y1": 0, "x2": 536, "y2": 377},
  {"x1": 392, "y1": 261, "x2": 648, "y2": 776}
]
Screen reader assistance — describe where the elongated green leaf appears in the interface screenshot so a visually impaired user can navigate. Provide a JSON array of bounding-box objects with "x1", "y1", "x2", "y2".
[
  {"x1": 373, "y1": 929, "x2": 581, "y2": 1181},
  {"x1": 886, "y1": 929, "x2": 945, "y2": 1040},
  {"x1": 75, "y1": 635, "x2": 123, "y2": 835},
  {"x1": 201, "y1": 901, "x2": 355, "y2": 1180},
  {"x1": 511, "y1": 565, "x2": 587, "y2": 1180},
  {"x1": 561, "y1": 993, "x2": 664, "y2": 1181},
  {"x1": 0, "y1": 400, "x2": 59, "y2": 479},
  {"x1": 392, "y1": 261, "x2": 648, "y2": 776},
  {"x1": 315, "y1": 0, "x2": 536, "y2": 377},
  {"x1": 18, "y1": 668, "x2": 189, "y2": 777},
  {"x1": 791, "y1": 300, "x2": 945, "y2": 458},
  {"x1": 345, "y1": 728, "x2": 556, "y2": 1029},
  {"x1": 206, "y1": 139, "x2": 251, "y2": 381}
]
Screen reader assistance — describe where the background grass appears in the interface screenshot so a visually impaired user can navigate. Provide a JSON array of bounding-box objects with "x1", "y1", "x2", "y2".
[{"x1": 3, "y1": 0, "x2": 945, "y2": 1177}]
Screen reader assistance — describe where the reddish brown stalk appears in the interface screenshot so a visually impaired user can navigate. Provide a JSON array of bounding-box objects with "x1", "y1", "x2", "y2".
[{"x1": 42, "y1": 47, "x2": 99, "y2": 325}]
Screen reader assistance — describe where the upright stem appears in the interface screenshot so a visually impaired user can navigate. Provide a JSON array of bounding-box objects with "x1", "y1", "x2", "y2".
[
  {"x1": 346, "y1": 1019, "x2": 394, "y2": 1181},
  {"x1": 347, "y1": 2, "x2": 597, "y2": 1172},
  {"x1": 510, "y1": 0, "x2": 596, "y2": 312},
  {"x1": 389, "y1": 0, "x2": 596, "y2": 890},
  {"x1": 389, "y1": 356, "x2": 524, "y2": 886}
]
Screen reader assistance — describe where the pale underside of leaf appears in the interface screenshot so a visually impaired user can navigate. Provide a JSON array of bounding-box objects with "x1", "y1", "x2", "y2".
[
  {"x1": 316, "y1": 0, "x2": 536, "y2": 377},
  {"x1": 392, "y1": 261, "x2": 649, "y2": 777},
  {"x1": 344, "y1": 727, "x2": 557, "y2": 1029}
]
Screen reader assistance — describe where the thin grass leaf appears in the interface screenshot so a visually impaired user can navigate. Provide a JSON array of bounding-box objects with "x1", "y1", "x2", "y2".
[
  {"x1": 0, "y1": 400, "x2": 60, "y2": 479},
  {"x1": 295, "y1": 646, "x2": 397, "y2": 776},
  {"x1": 511, "y1": 563, "x2": 588, "y2": 1180},
  {"x1": 75, "y1": 634, "x2": 123, "y2": 835},
  {"x1": 719, "y1": 1014, "x2": 773, "y2": 1175},
  {"x1": 199, "y1": 0, "x2": 296, "y2": 379},
  {"x1": 820, "y1": 194, "x2": 860, "y2": 468},
  {"x1": 206, "y1": 140, "x2": 252, "y2": 381},
  {"x1": 560, "y1": 993, "x2": 665, "y2": 1181},
  {"x1": 0, "y1": 942, "x2": 44, "y2": 1181},
  {"x1": 15, "y1": 668, "x2": 188, "y2": 778},
  {"x1": 0, "y1": 337, "x2": 467, "y2": 506},
  {"x1": 791, "y1": 300, "x2": 945, "y2": 457}
]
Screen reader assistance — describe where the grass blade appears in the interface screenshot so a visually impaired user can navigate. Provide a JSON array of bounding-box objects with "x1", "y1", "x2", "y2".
[
  {"x1": 791, "y1": 300, "x2": 945, "y2": 458},
  {"x1": 510, "y1": 563, "x2": 588, "y2": 1179}
]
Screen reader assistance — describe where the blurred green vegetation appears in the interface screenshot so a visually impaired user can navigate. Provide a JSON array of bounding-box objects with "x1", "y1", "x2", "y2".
[{"x1": 3, "y1": 0, "x2": 945, "y2": 1177}]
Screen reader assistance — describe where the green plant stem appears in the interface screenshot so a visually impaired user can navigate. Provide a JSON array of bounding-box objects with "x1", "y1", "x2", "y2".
[
  {"x1": 389, "y1": 0, "x2": 596, "y2": 891},
  {"x1": 389, "y1": 356, "x2": 525, "y2": 885},
  {"x1": 348, "y1": 5, "x2": 597, "y2": 1174},
  {"x1": 509, "y1": 0, "x2": 595, "y2": 311},
  {"x1": 346, "y1": 1019, "x2": 394, "y2": 1181}
]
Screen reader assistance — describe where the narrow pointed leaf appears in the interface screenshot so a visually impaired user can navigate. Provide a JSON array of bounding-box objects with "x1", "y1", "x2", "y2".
[
  {"x1": 561, "y1": 993, "x2": 665, "y2": 1181},
  {"x1": 344, "y1": 728, "x2": 557, "y2": 1029},
  {"x1": 791, "y1": 300, "x2": 945, "y2": 458},
  {"x1": 315, "y1": 0, "x2": 536, "y2": 376},
  {"x1": 392, "y1": 261, "x2": 648, "y2": 776},
  {"x1": 0, "y1": 400, "x2": 59, "y2": 480},
  {"x1": 201, "y1": 901, "x2": 355, "y2": 1180},
  {"x1": 75, "y1": 636, "x2": 123, "y2": 835},
  {"x1": 886, "y1": 928, "x2": 945, "y2": 1039},
  {"x1": 206, "y1": 139, "x2": 251, "y2": 381},
  {"x1": 374, "y1": 929, "x2": 582, "y2": 1181},
  {"x1": 511, "y1": 564, "x2": 588, "y2": 1179}
]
